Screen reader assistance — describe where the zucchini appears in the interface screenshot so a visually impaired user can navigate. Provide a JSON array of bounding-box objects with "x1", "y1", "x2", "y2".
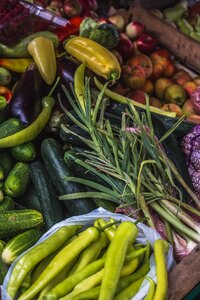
[
  {"x1": 17, "y1": 185, "x2": 41, "y2": 212},
  {"x1": 10, "y1": 142, "x2": 36, "y2": 162},
  {"x1": 0, "y1": 151, "x2": 14, "y2": 178},
  {"x1": 4, "y1": 162, "x2": 31, "y2": 198},
  {"x1": 2, "y1": 228, "x2": 43, "y2": 265},
  {"x1": 0, "y1": 196, "x2": 14, "y2": 212},
  {"x1": 30, "y1": 161, "x2": 65, "y2": 229},
  {"x1": 0, "y1": 117, "x2": 24, "y2": 139},
  {"x1": 41, "y1": 138, "x2": 96, "y2": 216},
  {"x1": 0, "y1": 209, "x2": 44, "y2": 238}
]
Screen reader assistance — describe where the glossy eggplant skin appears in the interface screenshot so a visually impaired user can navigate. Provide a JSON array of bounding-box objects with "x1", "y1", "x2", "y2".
[
  {"x1": 57, "y1": 56, "x2": 79, "y2": 89},
  {"x1": 9, "y1": 64, "x2": 48, "y2": 125},
  {"x1": 56, "y1": 56, "x2": 95, "y2": 98}
]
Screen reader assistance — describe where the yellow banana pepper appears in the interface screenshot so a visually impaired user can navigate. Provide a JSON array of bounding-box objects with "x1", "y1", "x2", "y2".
[
  {"x1": 0, "y1": 58, "x2": 33, "y2": 73},
  {"x1": 64, "y1": 36, "x2": 121, "y2": 82},
  {"x1": 28, "y1": 36, "x2": 57, "y2": 85}
]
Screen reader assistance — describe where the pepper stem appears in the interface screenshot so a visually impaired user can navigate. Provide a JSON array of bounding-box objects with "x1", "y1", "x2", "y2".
[
  {"x1": 96, "y1": 220, "x2": 121, "y2": 232},
  {"x1": 47, "y1": 77, "x2": 61, "y2": 97}
]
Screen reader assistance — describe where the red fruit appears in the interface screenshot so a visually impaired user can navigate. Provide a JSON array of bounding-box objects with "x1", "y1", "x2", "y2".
[
  {"x1": 63, "y1": 0, "x2": 82, "y2": 18},
  {"x1": 136, "y1": 33, "x2": 157, "y2": 55},
  {"x1": 127, "y1": 54, "x2": 153, "y2": 79},
  {"x1": 127, "y1": 89, "x2": 147, "y2": 104},
  {"x1": 183, "y1": 81, "x2": 198, "y2": 97},
  {"x1": 114, "y1": 34, "x2": 134, "y2": 61},
  {"x1": 172, "y1": 69, "x2": 192, "y2": 86},
  {"x1": 182, "y1": 99, "x2": 196, "y2": 117},
  {"x1": 125, "y1": 21, "x2": 145, "y2": 40},
  {"x1": 122, "y1": 65, "x2": 146, "y2": 90}
]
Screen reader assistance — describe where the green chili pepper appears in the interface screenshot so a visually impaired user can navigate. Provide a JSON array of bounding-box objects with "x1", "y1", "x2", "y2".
[
  {"x1": 0, "y1": 78, "x2": 60, "y2": 149},
  {"x1": 144, "y1": 276, "x2": 156, "y2": 300},
  {"x1": 44, "y1": 258, "x2": 105, "y2": 300},
  {"x1": 70, "y1": 232, "x2": 107, "y2": 274},
  {"x1": 116, "y1": 259, "x2": 150, "y2": 294},
  {"x1": 95, "y1": 218, "x2": 116, "y2": 241},
  {"x1": 74, "y1": 62, "x2": 86, "y2": 113},
  {"x1": 18, "y1": 227, "x2": 100, "y2": 300},
  {"x1": 6, "y1": 225, "x2": 80, "y2": 300},
  {"x1": 94, "y1": 77, "x2": 177, "y2": 118},
  {"x1": 153, "y1": 239, "x2": 169, "y2": 300},
  {"x1": 125, "y1": 245, "x2": 150, "y2": 263},
  {"x1": 73, "y1": 286, "x2": 100, "y2": 299},
  {"x1": 99, "y1": 221, "x2": 138, "y2": 300},
  {"x1": 114, "y1": 276, "x2": 145, "y2": 300},
  {"x1": 38, "y1": 259, "x2": 77, "y2": 300}
]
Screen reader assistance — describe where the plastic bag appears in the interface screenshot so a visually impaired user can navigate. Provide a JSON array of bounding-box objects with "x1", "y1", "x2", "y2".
[{"x1": 1, "y1": 208, "x2": 175, "y2": 300}]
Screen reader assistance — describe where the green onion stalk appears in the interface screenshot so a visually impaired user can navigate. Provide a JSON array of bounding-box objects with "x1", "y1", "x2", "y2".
[{"x1": 58, "y1": 69, "x2": 200, "y2": 260}]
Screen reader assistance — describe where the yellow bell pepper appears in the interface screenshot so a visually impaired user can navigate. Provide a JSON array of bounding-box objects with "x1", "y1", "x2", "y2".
[
  {"x1": 28, "y1": 36, "x2": 57, "y2": 85},
  {"x1": 64, "y1": 36, "x2": 121, "y2": 82}
]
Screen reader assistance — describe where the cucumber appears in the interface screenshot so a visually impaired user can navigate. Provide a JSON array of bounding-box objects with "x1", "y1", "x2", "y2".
[
  {"x1": 0, "y1": 190, "x2": 4, "y2": 202},
  {"x1": 0, "y1": 259, "x2": 8, "y2": 284},
  {"x1": 0, "y1": 240, "x2": 6, "y2": 254},
  {"x1": 4, "y1": 162, "x2": 31, "y2": 198},
  {"x1": 60, "y1": 125, "x2": 90, "y2": 148},
  {"x1": 0, "y1": 117, "x2": 24, "y2": 139},
  {"x1": 0, "y1": 166, "x2": 4, "y2": 180},
  {"x1": 0, "y1": 151, "x2": 14, "y2": 178},
  {"x1": 10, "y1": 142, "x2": 36, "y2": 162},
  {"x1": 30, "y1": 161, "x2": 65, "y2": 229},
  {"x1": 0, "y1": 196, "x2": 14, "y2": 212},
  {"x1": 0, "y1": 181, "x2": 3, "y2": 189},
  {"x1": 0, "y1": 112, "x2": 6, "y2": 124},
  {"x1": 64, "y1": 150, "x2": 111, "y2": 187},
  {"x1": 41, "y1": 138, "x2": 96, "y2": 216},
  {"x1": 17, "y1": 185, "x2": 41, "y2": 212},
  {"x1": 0, "y1": 209, "x2": 44, "y2": 238},
  {"x1": 2, "y1": 228, "x2": 43, "y2": 265}
]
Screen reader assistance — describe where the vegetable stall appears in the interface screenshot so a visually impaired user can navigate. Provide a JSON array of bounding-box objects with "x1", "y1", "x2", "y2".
[{"x1": 0, "y1": 0, "x2": 200, "y2": 299}]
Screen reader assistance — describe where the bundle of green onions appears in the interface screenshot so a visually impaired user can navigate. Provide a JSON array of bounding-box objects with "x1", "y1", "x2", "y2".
[{"x1": 58, "y1": 70, "x2": 200, "y2": 261}]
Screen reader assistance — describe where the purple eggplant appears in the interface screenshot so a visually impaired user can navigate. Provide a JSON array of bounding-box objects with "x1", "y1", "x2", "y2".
[
  {"x1": 9, "y1": 64, "x2": 48, "y2": 124},
  {"x1": 56, "y1": 56, "x2": 95, "y2": 92}
]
